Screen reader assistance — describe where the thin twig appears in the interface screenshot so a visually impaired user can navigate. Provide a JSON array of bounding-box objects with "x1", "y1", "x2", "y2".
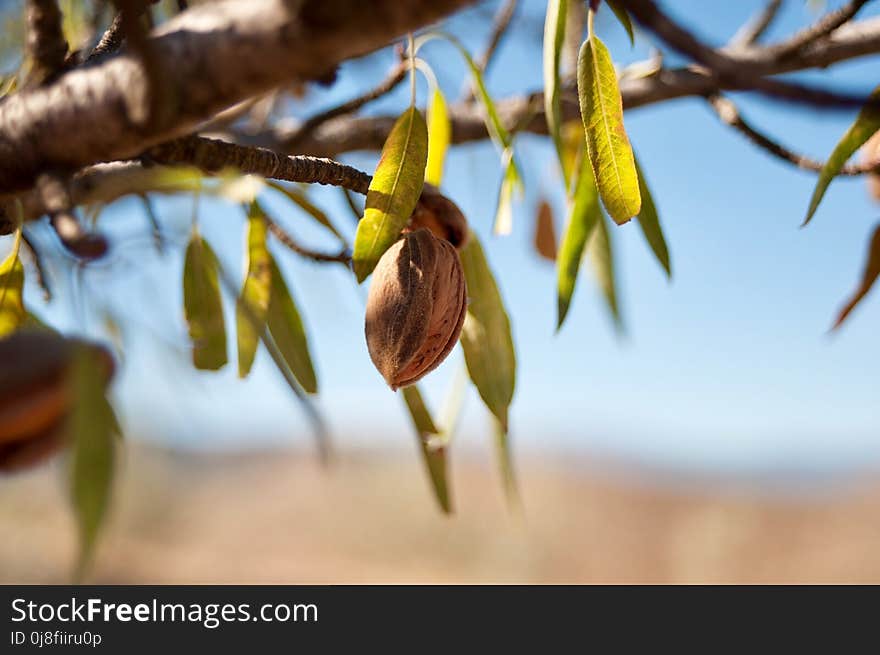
[
  {"x1": 36, "y1": 173, "x2": 108, "y2": 259},
  {"x1": 138, "y1": 194, "x2": 165, "y2": 253},
  {"x1": 729, "y1": 0, "x2": 783, "y2": 48},
  {"x1": 706, "y1": 94, "x2": 880, "y2": 175},
  {"x1": 462, "y1": 0, "x2": 517, "y2": 101},
  {"x1": 87, "y1": 14, "x2": 124, "y2": 61},
  {"x1": 20, "y1": 230, "x2": 52, "y2": 301},
  {"x1": 765, "y1": 0, "x2": 871, "y2": 60},
  {"x1": 264, "y1": 215, "x2": 351, "y2": 264},
  {"x1": 25, "y1": 0, "x2": 68, "y2": 85}
]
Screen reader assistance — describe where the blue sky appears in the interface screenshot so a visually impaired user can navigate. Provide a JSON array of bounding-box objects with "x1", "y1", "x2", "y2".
[{"x1": 12, "y1": 0, "x2": 880, "y2": 477}]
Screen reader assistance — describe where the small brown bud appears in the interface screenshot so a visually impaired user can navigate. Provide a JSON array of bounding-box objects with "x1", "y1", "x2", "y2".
[
  {"x1": 863, "y1": 129, "x2": 880, "y2": 202},
  {"x1": 405, "y1": 184, "x2": 470, "y2": 249},
  {"x1": 365, "y1": 229, "x2": 467, "y2": 390}
]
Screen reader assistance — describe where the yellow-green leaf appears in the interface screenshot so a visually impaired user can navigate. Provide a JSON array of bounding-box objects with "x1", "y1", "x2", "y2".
[
  {"x1": 268, "y1": 181, "x2": 345, "y2": 243},
  {"x1": 544, "y1": 0, "x2": 569, "y2": 186},
  {"x1": 459, "y1": 234, "x2": 516, "y2": 431},
  {"x1": 426, "y1": 87, "x2": 451, "y2": 187},
  {"x1": 493, "y1": 415, "x2": 521, "y2": 510},
  {"x1": 493, "y1": 150, "x2": 522, "y2": 235},
  {"x1": 353, "y1": 107, "x2": 428, "y2": 282},
  {"x1": 588, "y1": 212, "x2": 623, "y2": 330},
  {"x1": 402, "y1": 385, "x2": 452, "y2": 513},
  {"x1": 266, "y1": 258, "x2": 317, "y2": 393},
  {"x1": 557, "y1": 153, "x2": 601, "y2": 329},
  {"x1": 236, "y1": 203, "x2": 271, "y2": 378},
  {"x1": 804, "y1": 85, "x2": 880, "y2": 226},
  {"x1": 0, "y1": 235, "x2": 25, "y2": 338},
  {"x1": 68, "y1": 346, "x2": 120, "y2": 578},
  {"x1": 832, "y1": 223, "x2": 880, "y2": 329},
  {"x1": 183, "y1": 234, "x2": 228, "y2": 371},
  {"x1": 578, "y1": 35, "x2": 641, "y2": 224},
  {"x1": 607, "y1": 0, "x2": 635, "y2": 46},
  {"x1": 634, "y1": 155, "x2": 671, "y2": 277}
]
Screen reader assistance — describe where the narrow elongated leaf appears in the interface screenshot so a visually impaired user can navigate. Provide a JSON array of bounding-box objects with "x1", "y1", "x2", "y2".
[
  {"x1": 534, "y1": 199, "x2": 558, "y2": 261},
  {"x1": 426, "y1": 87, "x2": 451, "y2": 187},
  {"x1": 588, "y1": 212, "x2": 624, "y2": 330},
  {"x1": 578, "y1": 35, "x2": 641, "y2": 224},
  {"x1": 402, "y1": 385, "x2": 452, "y2": 513},
  {"x1": 557, "y1": 154, "x2": 601, "y2": 329},
  {"x1": 0, "y1": 236, "x2": 25, "y2": 338},
  {"x1": 544, "y1": 0, "x2": 569, "y2": 185},
  {"x1": 68, "y1": 346, "x2": 120, "y2": 578},
  {"x1": 607, "y1": 0, "x2": 636, "y2": 46},
  {"x1": 832, "y1": 223, "x2": 880, "y2": 329},
  {"x1": 183, "y1": 234, "x2": 227, "y2": 370},
  {"x1": 804, "y1": 86, "x2": 880, "y2": 226},
  {"x1": 266, "y1": 258, "x2": 317, "y2": 393},
  {"x1": 236, "y1": 204, "x2": 271, "y2": 377},
  {"x1": 493, "y1": 150, "x2": 522, "y2": 235},
  {"x1": 493, "y1": 416, "x2": 521, "y2": 510},
  {"x1": 268, "y1": 181, "x2": 345, "y2": 243},
  {"x1": 353, "y1": 107, "x2": 428, "y2": 282},
  {"x1": 634, "y1": 155, "x2": 671, "y2": 277},
  {"x1": 459, "y1": 234, "x2": 516, "y2": 431}
]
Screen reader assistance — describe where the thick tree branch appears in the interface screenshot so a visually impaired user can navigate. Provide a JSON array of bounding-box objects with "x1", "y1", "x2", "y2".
[{"x1": 0, "y1": 0, "x2": 476, "y2": 195}]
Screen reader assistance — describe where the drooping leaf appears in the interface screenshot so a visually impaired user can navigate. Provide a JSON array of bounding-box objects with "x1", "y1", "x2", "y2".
[
  {"x1": 0, "y1": 234, "x2": 25, "y2": 338},
  {"x1": 634, "y1": 155, "x2": 671, "y2": 277},
  {"x1": 588, "y1": 211, "x2": 624, "y2": 330},
  {"x1": 493, "y1": 149, "x2": 522, "y2": 235},
  {"x1": 544, "y1": 0, "x2": 569, "y2": 185},
  {"x1": 236, "y1": 203, "x2": 272, "y2": 377},
  {"x1": 493, "y1": 416, "x2": 521, "y2": 510},
  {"x1": 266, "y1": 258, "x2": 317, "y2": 393},
  {"x1": 426, "y1": 87, "x2": 451, "y2": 187},
  {"x1": 534, "y1": 199, "x2": 558, "y2": 261},
  {"x1": 577, "y1": 35, "x2": 641, "y2": 224},
  {"x1": 402, "y1": 385, "x2": 452, "y2": 513},
  {"x1": 183, "y1": 233, "x2": 228, "y2": 371},
  {"x1": 68, "y1": 346, "x2": 120, "y2": 578},
  {"x1": 268, "y1": 181, "x2": 345, "y2": 243},
  {"x1": 459, "y1": 234, "x2": 516, "y2": 431},
  {"x1": 832, "y1": 223, "x2": 880, "y2": 329},
  {"x1": 606, "y1": 0, "x2": 636, "y2": 46},
  {"x1": 557, "y1": 154, "x2": 601, "y2": 329},
  {"x1": 804, "y1": 85, "x2": 880, "y2": 226},
  {"x1": 353, "y1": 107, "x2": 428, "y2": 282}
]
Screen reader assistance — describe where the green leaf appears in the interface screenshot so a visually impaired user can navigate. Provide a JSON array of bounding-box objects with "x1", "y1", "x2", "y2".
[
  {"x1": 578, "y1": 35, "x2": 641, "y2": 224},
  {"x1": 236, "y1": 203, "x2": 272, "y2": 378},
  {"x1": 183, "y1": 234, "x2": 228, "y2": 371},
  {"x1": 544, "y1": 0, "x2": 569, "y2": 185},
  {"x1": 353, "y1": 107, "x2": 428, "y2": 282},
  {"x1": 832, "y1": 222, "x2": 880, "y2": 329},
  {"x1": 804, "y1": 85, "x2": 880, "y2": 226},
  {"x1": 268, "y1": 181, "x2": 345, "y2": 244},
  {"x1": 458, "y1": 234, "x2": 516, "y2": 431},
  {"x1": 266, "y1": 258, "x2": 317, "y2": 393},
  {"x1": 588, "y1": 212, "x2": 624, "y2": 330},
  {"x1": 493, "y1": 416, "x2": 521, "y2": 510},
  {"x1": 557, "y1": 153, "x2": 601, "y2": 329},
  {"x1": 493, "y1": 149, "x2": 522, "y2": 235},
  {"x1": 402, "y1": 385, "x2": 452, "y2": 513},
  {"x1": 607, "y1": 0, "x2": 636, "y2": 46},
  {"x1": 634, "y1": 155, "x2": 671, "y2": 277},
  {"x1": 68, "y1": 346, "x2": 120, "y2": 578},
  {"x1": 426, "y1": 87, "x2": 451, "y2": 187},
  {"x1": 0, "y1": 234, "x2": 25, "y2": 338}
]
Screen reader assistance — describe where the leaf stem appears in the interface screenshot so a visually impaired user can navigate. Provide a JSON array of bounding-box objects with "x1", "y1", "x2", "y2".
[
  {"x1": 587, "y1": 7, "x2": 596, "y2": 40},
  {"x1": 408, "y1": 33, "x2": 417, "y2": 107}
]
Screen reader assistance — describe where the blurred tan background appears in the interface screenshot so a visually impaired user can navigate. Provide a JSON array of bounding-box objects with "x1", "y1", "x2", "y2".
[{"x1": 3, "y1": 443, "x2": 880, "y2": 584}]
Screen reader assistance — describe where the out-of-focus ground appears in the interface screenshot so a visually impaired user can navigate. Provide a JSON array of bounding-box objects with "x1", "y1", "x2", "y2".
[{"x1": 2, "y1": 444, "x2": 880, "y2": 584}]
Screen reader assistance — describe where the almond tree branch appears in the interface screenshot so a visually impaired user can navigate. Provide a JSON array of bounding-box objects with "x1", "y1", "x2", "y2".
[
  {"x1": 264, "y1": 216, "x2": 351, "y2": 264},
  {"x1": 25, "y1": 0, "x2": 68, "y2": 85},
  {"x1": 462, "y1": 0, "x2": 517, "y2": 101},
  {"x1": 763, "y1": 0, "x2": 871, "y2": 60},
  {"x1": 728, "y1": 0, "x2": 783, "y2": 48}
]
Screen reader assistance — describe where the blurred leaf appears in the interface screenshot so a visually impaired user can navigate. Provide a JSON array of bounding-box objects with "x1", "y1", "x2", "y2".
[
  {"x1": 493, "y1": 416, "x2": 521, "y2": 510},
  {"x1": 353, "y1": 107, "x2": 428, "y2": 282},
  {"x1": 804, "y1": 85, "x2": 880, "y2": 226},
  {"x1": 459, "y1": 234, "x2": 516, "y2": 432},
  {"x1": 0, "y1": 232, "x2": 25, "y2": 338},
  {"x1": 266, "y1": 258, "x2": 317, "y2": 393},
  {"x1": 561, "y1": 121, "x2": 585, "y2": 191},
  {"x1": 68, "y1": 346, "x2": 120, "y2": 579},
  {"x1": 588, "y1": 212, "x2": 624, "y2": 330},
  {"x1": 606, "y1": 0, "x2": 635, "y2": 46},
  {"x1": 493, "y1": 149, "x2": 522, "y2": 235},
  {"x1": 634, "y1": 155, "x2": 671, "y2": 277},
  {"x1": 236, "y1": 203, "x2": 272, "y2": 378},
  {"x1": 268, "y1": 181, "x2": 345, "y2": 243},
  {"x1": 402, "y1": 385, "x2": 452, "y2": 513},
  {"x1": 557, "y1": 154, "x2": 601, "y2": 329},
  {"x1": 832, "y1": 223, "x2": 880, "y2": 329},
  {"x1": 534, "y1": 198, "x2": 558, "y2": 261},
  {"x1": 215, "y1": 174, "x2": 265, "y2": 204},
  {"x1": 578, "y1": 34, "x2": 641, "y2": 224},
  {"x1": 544, "y1": 0, "x2": 569, "y2": 185},
  {"x1": 426, "y1": 87, "x2": 451, "y2": 187},
  {"x1": 183, "y1": 233, "x2": 228, "y2": 370}
]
